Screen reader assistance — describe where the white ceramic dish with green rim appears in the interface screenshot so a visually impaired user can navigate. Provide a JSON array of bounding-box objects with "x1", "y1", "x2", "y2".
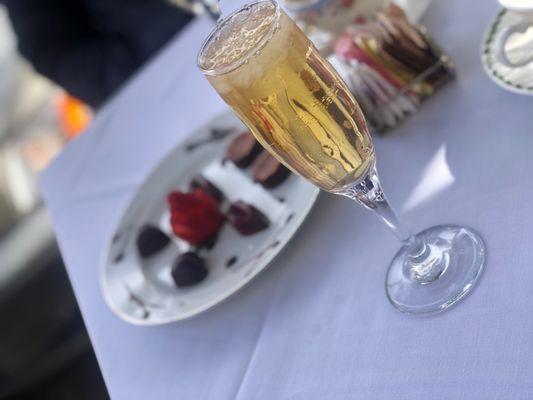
[
  {"x1": 482, "y1": 8, "x2": 533, "y2": 95},
  {"x1": 100, "y1": 111, "x2": 319, "y2": 325}
]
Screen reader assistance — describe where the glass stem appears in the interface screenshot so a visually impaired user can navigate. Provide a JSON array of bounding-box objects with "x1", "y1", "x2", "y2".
[{"x1": 339, "y1": 164, "x2": 446, "y2": 283}]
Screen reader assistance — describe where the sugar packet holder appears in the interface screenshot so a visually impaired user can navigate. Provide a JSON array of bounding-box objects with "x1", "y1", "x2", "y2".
[{"x1": 328, "y1": 14, "x2": 455, "y2": 131}]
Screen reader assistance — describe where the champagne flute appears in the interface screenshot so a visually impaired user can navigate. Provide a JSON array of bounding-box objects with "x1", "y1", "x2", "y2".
[{"x1": 197, "y1": 0, "x2": 485, "y2": 314}]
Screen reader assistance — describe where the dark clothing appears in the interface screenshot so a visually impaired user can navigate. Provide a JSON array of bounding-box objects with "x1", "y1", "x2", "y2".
[{"x1": 4, "y1": 0, "x2": 193, "y2": 108}]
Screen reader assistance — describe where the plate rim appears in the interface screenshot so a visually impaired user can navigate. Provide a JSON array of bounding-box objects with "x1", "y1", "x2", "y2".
[{"x1": 99, "y1": 110, "x2": 320, "y2": 326}]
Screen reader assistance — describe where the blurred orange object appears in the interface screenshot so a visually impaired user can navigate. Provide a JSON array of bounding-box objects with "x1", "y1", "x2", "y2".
[{"x1": 58, "y1": 94, "x2": 92, "y2": 139}]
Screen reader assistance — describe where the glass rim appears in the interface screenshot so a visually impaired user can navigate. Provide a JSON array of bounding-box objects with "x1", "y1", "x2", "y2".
[{"x1": 197, "y1": 0, "x2": 281, "y2": 76}]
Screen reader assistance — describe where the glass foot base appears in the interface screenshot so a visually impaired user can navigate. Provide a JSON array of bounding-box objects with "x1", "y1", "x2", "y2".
[{"x1": 386, "y1": 225, "x2": 486, "y2": 315}]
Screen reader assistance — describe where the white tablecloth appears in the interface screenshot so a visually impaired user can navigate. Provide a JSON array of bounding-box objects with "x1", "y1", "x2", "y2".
[{"x1": 39, "y1": 1, "x2": 533, "y2": 399}]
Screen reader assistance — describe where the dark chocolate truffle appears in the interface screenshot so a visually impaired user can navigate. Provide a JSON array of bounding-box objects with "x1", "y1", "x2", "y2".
[
  {"x1": 251, "y1": 151, "x2": 290, "y2": 188},
  {"x1": 227, "y1": 201, "x2": 270, "y2": 236},
  {"x1": 190, "y1": 175, "x2": 224, "y2": 203},
  {"x1": 171, "y1": 252, "x2": 208, "y2": 287},
  {"x1": 226, "y1": 132, "x2": 263, "y2": 168},
  {"x1": 136, "y1": 225, "x2": 171, "y2": 259}
]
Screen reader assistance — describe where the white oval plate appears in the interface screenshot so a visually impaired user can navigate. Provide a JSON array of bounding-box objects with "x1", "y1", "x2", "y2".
[
  {"x1": 482, "y1": 9, "x2": 533, "y2": 95},
  {"x1": 100, "y1": 111, "x2": 319, "y2": 325}
]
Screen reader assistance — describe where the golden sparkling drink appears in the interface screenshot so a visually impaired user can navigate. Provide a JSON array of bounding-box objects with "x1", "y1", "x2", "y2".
[{"x1": 198, "y1": 1, "x2": 374, "y2": 192}]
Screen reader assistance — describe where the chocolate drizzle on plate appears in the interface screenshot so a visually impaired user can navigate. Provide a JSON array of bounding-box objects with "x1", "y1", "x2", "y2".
[
  {"x1": 113, "y1": 252, "x2": 124, "y2": 263},
  {"x1": 285, "y1": 213, "x2": 295, "y2": 226},
  {"x1": 255, "y1": 240, "x2": 281, "y2": 260},
  {"x1": 125, "y1": 285, "x2": 163, "y2": 320},
  {"x1": 185, "y1": 127, "x2": 235, "y2": 152},
  {"x1": 225, "y1": 256, "x2": 238, "y2": 268}
]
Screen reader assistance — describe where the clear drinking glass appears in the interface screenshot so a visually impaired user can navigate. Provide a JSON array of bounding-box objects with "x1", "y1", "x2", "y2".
[{"x1": 197, "y1": 0, "x2": 485, "y2": 314}]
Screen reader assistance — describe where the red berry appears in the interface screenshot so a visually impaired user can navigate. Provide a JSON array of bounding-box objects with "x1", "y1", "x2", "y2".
[{"x1": 167, "y1": 189, "x2": 223, "y2": 246}]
